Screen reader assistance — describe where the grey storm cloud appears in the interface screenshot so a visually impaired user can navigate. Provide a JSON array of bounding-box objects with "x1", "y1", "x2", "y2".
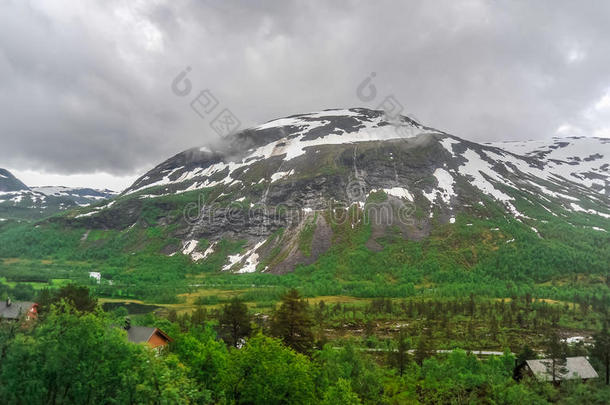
[{"x1": 1, "y1": 0, "x2": 610, "y2": 176}]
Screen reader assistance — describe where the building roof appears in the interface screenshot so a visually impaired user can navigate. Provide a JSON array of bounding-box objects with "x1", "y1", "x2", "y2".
[
  {"x1": 0, "y1": 300, "x2": 35, "y2": 320},
  {"x1": 526, "y1": 356, "x2": 599, "y2": 381},
  {"x1": 126, "y1": 326, "x2": 172, "y2": 345},
  {"x1": 126, "y1": 326, "x2": 157, "y2": 344}
]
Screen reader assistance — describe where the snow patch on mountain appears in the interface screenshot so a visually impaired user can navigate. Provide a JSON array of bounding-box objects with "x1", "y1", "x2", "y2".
[
  {"x1": 487, "y1": 137, "x2": 609, "y2": 194},
  {"x1": 237, "y1": 240, "x2": 267, "y2": 273},
  {"x1": 182, "y1": 240, "x2": 198, "y2": 255},
  {"x1": 459, "y1": 150, "x2": 512, "y2": 201},
  {"x1": 570, "y1": 203, "x2": 610, "y2": 218},
  {"x1": 271, "y1": 169, "x2": 295, "y2": 183},
  {"x1": 439, "y1": 137, "x2": 460, "y2": 157},
  {"x1": 221, "y1": 240, "x2": 267, "y2": 273},
  {"x1": 423, "y1": 168, "x2": 455, "y2": 205},
  {"x1": 383, "y1": 187, "x2": 414, "y2": 201}
]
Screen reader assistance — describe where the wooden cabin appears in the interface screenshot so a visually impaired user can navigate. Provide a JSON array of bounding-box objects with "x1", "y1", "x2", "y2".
[
  {"x1": 0, "y1": 298, "x2": 37, "y2": 321},
  {"x1": 124, "y1": 321, "x2": 173, "y2": 350},
  {"x1": 524, "y1": 356, "x2": 598, "y2": 383}
]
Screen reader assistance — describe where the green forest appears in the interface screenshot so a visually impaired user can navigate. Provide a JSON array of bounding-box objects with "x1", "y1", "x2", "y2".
[
  {"x1": 0, "y1": 205, "x2": 608, "y2": 304},
  {"x1": 0, "y1": 199, "x2": 608, "y2": 404},
  {"x1": 1, "y1": 287, "x2": 609, "y2": 404}
]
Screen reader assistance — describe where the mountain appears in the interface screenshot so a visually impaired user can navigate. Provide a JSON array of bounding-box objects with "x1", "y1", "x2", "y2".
[
  {"x1": 0, "y1": 168, "x2": 29, "y2": 192},
  {"x1": 31, "y1": 186, "x2": 118, "y2": 206},
  {"x1": 0, "y1": 169, "x2": 117, "y2": 221},
  {"x1": 62, "y1": 108, "x2": 609, "y2": 274}
]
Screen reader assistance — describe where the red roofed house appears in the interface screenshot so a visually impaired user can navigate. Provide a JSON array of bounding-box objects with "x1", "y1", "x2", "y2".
[{"x1": 124, "y1": 318, "x2": 172, "y2": 351}]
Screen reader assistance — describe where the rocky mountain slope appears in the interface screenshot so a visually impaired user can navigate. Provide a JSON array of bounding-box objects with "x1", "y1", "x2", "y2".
[
  {"x1": 0, "y1": 169, "x2": 117, "y2": 221},
  {"x1": 64, "y1": 108, "x2": 609, "y2": 274}
]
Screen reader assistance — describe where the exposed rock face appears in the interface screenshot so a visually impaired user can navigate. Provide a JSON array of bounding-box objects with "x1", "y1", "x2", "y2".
[{"x1": 67, "y1": 108, "x2": 610, "y2": 273}]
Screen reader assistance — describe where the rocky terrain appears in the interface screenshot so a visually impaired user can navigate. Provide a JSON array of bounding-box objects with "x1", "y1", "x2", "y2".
[{"x1": 61, "y1": 108, "x2": 609, "y2": 274}]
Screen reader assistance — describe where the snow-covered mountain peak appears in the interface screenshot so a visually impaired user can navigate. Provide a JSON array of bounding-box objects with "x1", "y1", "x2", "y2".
[
  {"x1": 60, "y1": 108, "x2": 610, "y2": 272},
  {"x1": 123, "y1": 108, "x2": 441, "y2": 196}
]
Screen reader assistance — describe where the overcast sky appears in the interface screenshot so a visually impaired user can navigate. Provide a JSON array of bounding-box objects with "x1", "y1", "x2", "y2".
[{"x1": 2, "y1": 0, "x2": 610, "y2": 190}]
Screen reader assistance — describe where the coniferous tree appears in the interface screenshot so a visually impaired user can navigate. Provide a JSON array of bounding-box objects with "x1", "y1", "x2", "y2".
[
  {"x1": 514, "y1": 345, "x2": 537, "y2": 380},
  {"x1": 178, "y1": 313, "x2": 190, "y2": 331},
  {"x1": 467, "y1": 320, "x2": 475, "y2": 340},
  {"x1": 525, "y1": 293, "x2": 532, "y2": 308},
  {"x1": 384, "y1": 298, "x2": 393, "y2": 314},
  {"x1": 503, "y1": 312, "x2": 513, "y2": 328},
  {"x1": 544, "y1": 329, "x2": 568, "y2": 383},
  {"x1": 490, "y1": 316, "x2": 499, "y2": 341},
  {"x1": 391, "y1": 330, "x2": 410, "y2": 376},
  {"x1": 37, "y1": 284, "x2": 97, "y2": 316},
  {"x1": 468, "y1": 294, "x2": 476, "y2": 318},
  {"x1": 364, "y1": 318, "x2": 375, "y2": 339},
  {"x1": 509, "y1": 297, "x2": 518, "y2": 314},
  {"x1": 315, "y1": 300, "x2": 327, "y2": 327},
  {"x1": 440, "y1": 313, "x2": 448, "y2": 332},
  {"x1": 270, "y1": 289, "x2": 314, "y2": 354},
  {"x1": 219, "y1": 297, "x2": 252, "y2": 348},
  {"x1": 406, "y1": 301, "x2": 414, "y2": 318},
  {"x1": 592, "y1": 321, "x2": 610, "y2": 385},
  {"x1": 516, "y1": 312, "x2": 525, "y2": 328},
  {"x1": 35, "y1": 288, "x2": 53, "y2": 318},
  {"x1": 577, "y1": 299, "x2": 587, "y2": 317},
  {"x1": 191, "y1": 307, "x2": 207, "y2": 326},
  {"x1": 445, "y1": 319, "x2": 454, "y2": 339},
  {"x1": 414, "y1": 327, "x2": 433, "y2": 366}
]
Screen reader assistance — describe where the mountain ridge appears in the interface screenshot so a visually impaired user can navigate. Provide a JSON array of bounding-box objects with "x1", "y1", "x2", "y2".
[
  {"x1": 59, "y1": 108, "x2": 609, "y2": 274},
  {"x1": 0, "y1": 169, "x2": 117, "y2": 221}
]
